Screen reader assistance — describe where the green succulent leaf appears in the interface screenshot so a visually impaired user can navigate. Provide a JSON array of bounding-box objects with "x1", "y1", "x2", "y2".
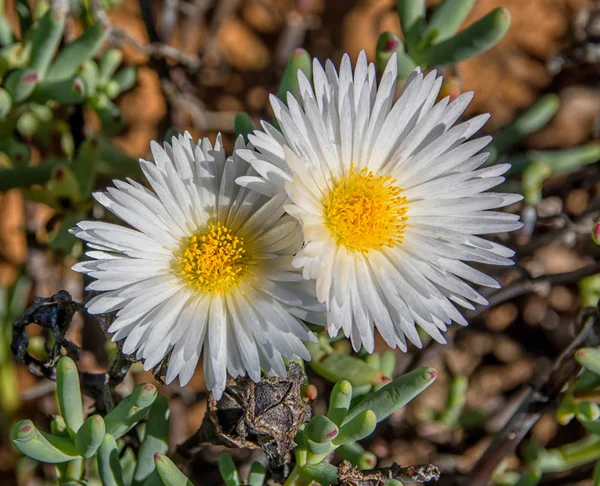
[
  {"x1": 47, "y1": 22, "x2": 109, "y2": 82},
  {"x1": 337, "y1": 442, "x2": 377, "y2": 470},
  {"x1": 345, "y1": 367, "x2": 437, "y2": 424},
  {"x1": 307, "y1": 415, "x2": 339, "y2": 444},
  {"x1": 110, "y1": 66, "x2": 137, "y2": 97},
  {"x1": 28, "y1": 7, "x2": 65, "y2": 78},
  {"x1": 104, "y1": 383, "x2": 158, "y2": 440},
  {"x1": 396, "y1": 0, "x2": 425, "y2": 51},
  {"x1": 32, "y1": 77, "x2": 86, "y2": 104},
  {"x1": 98, "y1": 434, "x2": 125, "y2": 486},
  {"x1": 576, "y1": 348, "x2": 600, "y2": 376},
  {"x1": 74, "y1": 415, "x2": 105, "y2": 459},
  {"x1": 133, "y1": 396, "x2": 170, "y2": 486},
  {"x1": 78, "y1": 60, "x2": 99, "y2": 95},
  {"x1": 423, "y1": 0, "x2": 477, "y2": 44},
  {"x1": 309, "y1": 351, "x2": 387, "y2": 387},
  {"x1": 384, "y1": 480, "x2": 403, "y2": 486},
  {"x1": 218, "y1": 453, "x2": 240, "y2": 486},
  {"x1": 421, "y1": 7, "x2": 510, "y2": 66},
  {"x1": 0, "y1": 15, "x2": 14, "y2": 47},
  {"x1": 4, "y1": 68, "x2": 38, "y2": 103},
  {"x1": 11, "y1": 420, "x2": 80, "y2": 464},
  {"x1": 154, "y1": 454, "x2": 194, "y2": 486},
  {"x1": 375, "y1": 32, "x2": 416, "y2": 79},
  {"x1": 488, "y1": 94, "x2": 560, "y2": 164},
  {"x1": 234, "y1": 112, "x2": 254, "y2": 144},
  {"x1": 302, "y1": 462, "x2": 339, "y2": 486},
  {"x1": 334, "y1": 410, "x2": 377, "y2": 446},
  {"x1": 328, "y1": 380, "x2": 353, "y2": 426},
  {"x1": 16, "y1": 0, "x2": 33, "y2": 34},
  {"x1": 0, "y1": 87, "x2": 12, "y2": 119},
  {"x1": 248, "y1": 461, "x2": 266, "y2": 486},
  {"x1": 121, "y1": 447, "x2": 138, "y2": 486},
  {"x1": 278, "y1": 48, "x2": 312, "y2": 104},
  {"x1": 439, "y1": 375, "x2": 468, "y2": 427},
  {"x1": 99, "y1": 49, "x2": 124, "y2": 83},
  {"x1": 0, "y1": 160, "x2": 63, "y2": 191},
  {"x1": 89, "y1": 93, "x2": 124, "y2": 134}
]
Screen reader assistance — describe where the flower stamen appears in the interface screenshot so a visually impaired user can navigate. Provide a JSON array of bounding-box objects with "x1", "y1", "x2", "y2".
[
  {"x1": 178, "y1": 223, "x2": 247, "y2": 293},
  {"x1": 323, "y1": 165, "x2": 408, "y2": 253}
]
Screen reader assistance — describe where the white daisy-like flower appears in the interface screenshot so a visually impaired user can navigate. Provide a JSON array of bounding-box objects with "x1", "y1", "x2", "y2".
[
  {"x1": 71, "y1": 133, "x2": 322, "y2": 399},
  {"x1": 236, "y1": 51, "x2": 523, "y2": 353}
]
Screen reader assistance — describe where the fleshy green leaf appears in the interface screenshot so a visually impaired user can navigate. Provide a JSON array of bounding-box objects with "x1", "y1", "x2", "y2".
[
  {"x1": 154, "y1": 454, "x2": 194, "y2": 486},
  {"x1": 488, "y1": 94, "x2": 560, "y2": 164},
  {"x1": 121, "y1": 447, "x2": 137, "y2": 486},
  {"x1": 344, "y1": 367, "x2": 437, "y2": 424},
  {"x1": 234, "y1": 112, "x2": 254, "y2": 144},
  {"x1": 328, "y1": 380, "x2": 353, "y2": 426},
  {"x1": 576, "y1": 348, "x2": 600, "y2": 376},
  {"x1": 98, "y1": 434, "x2": 124, "y2": 486},
  {"x1": 334, "y1": 410, "x2": 376, "y2": 445},
  {"x1": 0, "y1": 87, "x2": 12, "y2": 119},
  {"x1": 74, "y1": 415, "x2": 105, "y2": 458},
  {"x1": 307, "y1": 415, "x2": 339, "y2": 444},
  {"x1": 396, "y1": 0, "x2": 425, "y2": 51},
  {"x1": 248, "y1": 461, "x2": 266, "y2": 486},
  {"x1": 310, "y1": 351, "x2": 387, "y2": 387},
  {"x1": 110, "y1": 66, "x2": 137, "y2": 97},
  {"x1": 104, "y1": 383, "x2": 158, "y2": 440},
  {"x1": 56, "y1": 357, "x2": 84, "y2": 435},
  {"x1": 218, "y1": 453, "x2": 240, "y2": 486},
  {"x1": 133, "y1": 396, "x2": 170, "y2": 486},
  {"x1": 28, "y1": 7, "x2": 65, "y2": 78},
  {"x1": 302, "y1": 462, "x2": 339, "y2": 486},
  {"x1": 375, "y1": 32, "x2": 416, "y2": 79},
  {"x1": 421, "y1": 8, "x2": 510, "y2": 66},
  {"x1": 99, "y1": 49, "x2": 124, "y2": 83},
  {"x1": 11, "y1": 420, "x2": 79, "y2": 464},
  {"x1": 4, "y1": 68, "x2": 38, "y2": 102},
  {"x1": 47, "y1": 22, "x2": 109, "y2": 82},
  {"x1": 0, "y1": 160, "x2": 61, "y2": 191},
  {"x1": 277, "y1": 48, "x2": 312, "y2": 103},
  {"x1": 423, "y1": 0, "x2": 477, "y2": 44},
  {"x1": 337, "y1": 443, "x2": 377, "y2": 470}
]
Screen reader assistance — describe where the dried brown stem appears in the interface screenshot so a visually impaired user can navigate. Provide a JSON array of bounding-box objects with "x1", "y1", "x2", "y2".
[
  {"x1": 466, "y1": 305, "x2": 600, "y2": 486},
  {"x1": 465, "y1": 260, "x2": 600, "y2": 320}
]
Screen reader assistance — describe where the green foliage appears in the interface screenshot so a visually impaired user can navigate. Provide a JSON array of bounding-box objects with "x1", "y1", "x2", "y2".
[
  {"x1": 507, "y1": 346, "x2": 600, "y2": 485},
  {"x1": 306, "y1": 338, "x2": 396, "y2": 398},
  {"x1": 10, "y1": 357, "x2": 184, "y2": 486},
  {"x1": 285, "y1": 369, "x2": 437, "y2": 485},
  {"x1": 376, "y1": 0, "x2": 511, "y2": 79},
  {"x1": 487, "y1": 95, "x2": 561, "y2": 165},
  {"x1": 235, "y1": 112, "x2": 255, "y2": 143},
  {"x1": 0, "y1": 3, "x2": 139, "y2": 254},
  {"x1": 277, "y1": 48, "x2": 312, "y2": 103},
  {"x1": 0, "y1": 274, "x2": 31, "y2": 416}
]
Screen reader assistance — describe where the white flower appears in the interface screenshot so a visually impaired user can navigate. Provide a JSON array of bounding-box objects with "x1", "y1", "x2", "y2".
[
  {"x1": 71, "y1": 133, "x2": 321, "y2": 399},
  {"x1": 236, "y1": 51, "x2": 523, "y2": 353}
]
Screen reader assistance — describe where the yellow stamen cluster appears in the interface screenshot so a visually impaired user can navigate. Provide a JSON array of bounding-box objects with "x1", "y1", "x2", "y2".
[
  {"x1": 178, "y1": 223, "x2": 247, "y2": 293},
  {"x1": 323, "y1": 165, "x2": 408, "y2": 253}
]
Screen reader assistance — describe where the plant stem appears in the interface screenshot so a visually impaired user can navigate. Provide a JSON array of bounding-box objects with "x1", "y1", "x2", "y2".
[{"x1": 284, "y1": 465, "x2": 310, "y2": 486}]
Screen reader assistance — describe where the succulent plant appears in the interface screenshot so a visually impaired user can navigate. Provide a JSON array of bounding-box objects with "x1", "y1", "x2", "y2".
[
  {"x1": 11, "y1": 356, "x2": 172, "y2": 486},
  {"x1": 375, "y1": 0, "x2": 511, "y2": 80},
  {"x1": 0, "y1": 2, "x2": 139, "y2": 253},
  {"x1": 285, "y1": 368, "x2": 438, "y2": 485}
]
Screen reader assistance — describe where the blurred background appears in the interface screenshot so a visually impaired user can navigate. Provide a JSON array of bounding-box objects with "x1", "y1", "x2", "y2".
[{"x1": 0, "y1": 0, "x2": 599, "y2": 484}]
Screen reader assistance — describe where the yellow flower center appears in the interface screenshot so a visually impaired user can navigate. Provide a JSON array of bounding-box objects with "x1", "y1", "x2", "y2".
[
  {"x1": 323, "y1": 165, "x2": 408, "y2": 253},
  {"x1": 178, "y1": 223, "x2": 247, "y2": 293}
]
